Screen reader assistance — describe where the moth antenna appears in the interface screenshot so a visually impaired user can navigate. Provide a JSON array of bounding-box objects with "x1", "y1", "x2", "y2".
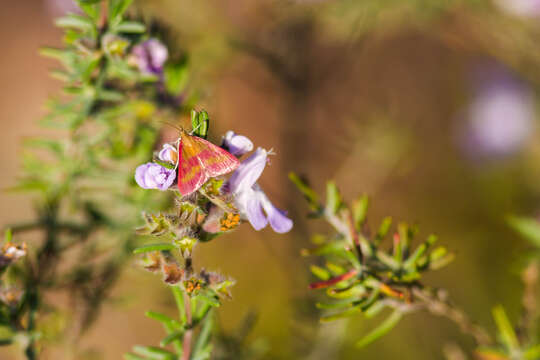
[
  {"x1": 190, "y1": 123, "x2": 202, "y2": 135},
  {"x1": 159, "y1": 120, "x2": 183, "y2": 132},
  {"x1": 173, "y1": 137, "x2": 182, "y2": 171}
]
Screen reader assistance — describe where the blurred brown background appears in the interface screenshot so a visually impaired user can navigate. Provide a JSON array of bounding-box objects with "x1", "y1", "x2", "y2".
[{"x1": 3, "y1": 0, "x2": 540, "y2": 359}]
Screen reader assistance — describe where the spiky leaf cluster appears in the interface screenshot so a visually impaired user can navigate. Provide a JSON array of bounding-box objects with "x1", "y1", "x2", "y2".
[{"x1": 291, "y1": 174, "x2": 454, "y2": 347}]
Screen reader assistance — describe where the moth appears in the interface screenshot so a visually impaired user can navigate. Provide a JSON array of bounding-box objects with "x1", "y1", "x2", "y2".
[{"x1": 175, "y1": 128, "x2": 239, "y2": 196}]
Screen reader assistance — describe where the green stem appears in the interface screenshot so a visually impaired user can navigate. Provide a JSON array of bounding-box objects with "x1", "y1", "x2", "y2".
[
  {"x1": 181, "y1": 292, "x2": 193, "y2": 360},
  {"x1": 24, "y1": 290, "x2": 38, "y2": 360}
]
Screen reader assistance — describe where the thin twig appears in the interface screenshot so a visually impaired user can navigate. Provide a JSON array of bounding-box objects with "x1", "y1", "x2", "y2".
[
  {"x1": 518, "y1": 260, "x2": 539, "y2": 344},
  {"x1": 412, "y1": 287, "x2": 492, "y2": 346}
]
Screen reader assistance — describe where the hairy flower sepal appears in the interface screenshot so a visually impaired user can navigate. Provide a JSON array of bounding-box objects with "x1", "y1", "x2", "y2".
[
  {"x1": 136, "y1": 212, "x2": 179, "y2": 236},
  {"x1": 174, "y1": 236, "x2": 197, "y2": 258}
]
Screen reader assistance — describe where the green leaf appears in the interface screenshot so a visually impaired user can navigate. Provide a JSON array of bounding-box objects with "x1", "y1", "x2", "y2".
[
  {"x1": 124, "y1": 353, "x2": 147, "y2": 360},
  {"x1": 404, "y1": 234, "x2": 436, "y2": 270},
  {"x1": 310, "y1": 265, "x2": 330, "y2": 280},
  {"x1": 39, "y1": 47, "x2": 68, "y2": 61},
  {"x1": 326, "y1": 284, "x2": 366, "y2": 299},
  {"x1": 133, "y1": 243, "x2": 175, "y2": 254},
  {"x1": 4, "y1": 229, "x2": 12, "y2": 243},
  {"x1": 316, "y1": 299, "x2": 357, "y2": 310},
  {"x1": 115, "y1": 21, "x2": 146, "y2": 34},
  {"x1": 325, "y1": 181, "x2": 342, "y2": 215},
  {"x1": 132, "y1": 346, "x2": 176, "y2": 360},
  {"x1": 197, "y1": 292, "x2": 220, "y2": 308},
  {"x1": 507, "y1": 216, "x2": 540, "y2": 248},
  {"x1": 23, "y1": 138, "x2": 63, "y2": 155},
  {"x1": 77, "y1": 1, "x2": 101, "y2": 21},
  {"x1": 191, "y1": 345, "x2": 212, "y2": 360},
  {"x1": 289, "y1": 172, "x2": 322, "y2": 213},
  {"x1": 326, "y1": 262, "x2": 345, "y2": 276},
  {"x1": 160, "y1": 331, "x2": 184, "y2": 347},
  {"x1": 97, "y1": 89, "x2": 125, "y2": 102},
  {"x1": 55, "y1": 14, "x2": 94, "y2": 32},
  {"x1": 190, "y1": 110, "x2": 209, "y2": 139},
  {"x1": 108, "y1": 0, "x2": 134, "y2": 27},
  {"x1": 196, "y1": 111, "x2": 209, "y2": 139},
  {"x1": 376, "y1": 250, "x2": 400, "y2": 271},
  {"x1": 356, "y1": 310, "x2": 402, "y2": 348},
  {"x1": 374, "y1": 216, "x2": 392, "y2": 245},
  {"x1": 428, "y1": 246, "x2": 454, "y2": 270},
  {"x1": 193, "y1": 311, "x2": 213, "y2": 357},
  {"x1": 352, "y1": 195, "x2": 369, "y2": 229},
  {"x1": 364, "y1": 300, "x2": 386, "y2": 318},
  {"x1": 145, "y1": 311, "x2": 182, "y2": 329},
  {"x1": 320, "y1": 306, "x2": 362, "y2": 322},
  {"x1": 171, "y1": 287, "x2": 187, "y2": 323},
  {"x1": 492, "y1": 305, "x2": 519, "y2": 351}
]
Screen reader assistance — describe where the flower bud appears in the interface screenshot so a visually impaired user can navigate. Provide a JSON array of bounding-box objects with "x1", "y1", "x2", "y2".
[
  {"x1": 222, "y1": 131, "x2": 254, "y2": 156},
  {"x1": 131, "y1": 39, "x2": 168, "y2": 75},
  {"x1": 158, "y1": 143, "x2": 178, "y2": 164}
]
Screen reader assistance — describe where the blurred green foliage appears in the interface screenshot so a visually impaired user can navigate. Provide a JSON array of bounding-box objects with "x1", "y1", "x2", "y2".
[{"x1": 2, "y1": 0, "x2": 193, "y2": 357}]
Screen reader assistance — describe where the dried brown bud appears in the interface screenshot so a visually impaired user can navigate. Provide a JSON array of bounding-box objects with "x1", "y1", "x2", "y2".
[{"x1": 0, "y1": 288, "x2": 22, "y2": 307}]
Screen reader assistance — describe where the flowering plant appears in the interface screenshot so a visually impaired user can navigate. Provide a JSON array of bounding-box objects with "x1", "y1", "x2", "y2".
[
  {"x1": 292, "y1": 176, "x2": 540, "y2": 359},
  {"x1": 126, "y1": 111, "x2": 291, "y2": 360}
]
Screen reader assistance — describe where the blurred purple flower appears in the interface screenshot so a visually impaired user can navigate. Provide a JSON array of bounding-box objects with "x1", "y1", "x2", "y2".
[
  {"x1": 135, "y1": 163, "x2": 176, "y2": 191},
  {"x1": 222, "y1": 131, "x2": 254, "y2": 156},
  {"x1": 132, "y1": 39, "x2": 169, "y2": 75},
  {"x1": 460, "y1": 64, "x2": 535, "y2": 158},
  {"x1": 226, "y1": 148, "x2": 293, "y2": 233},
  {"x1": 495, "y1": 0, "x2": 540, "y2": 17}
]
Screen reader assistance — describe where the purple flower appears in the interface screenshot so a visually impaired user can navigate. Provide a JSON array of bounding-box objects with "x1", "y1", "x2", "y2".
[
  {"x1": 158, "y1": 143, "x2": 178, "y2": 164},
  {"x1": 222, "y1": 131, "x2": 254, "y2": 156},
  {"x1": 226, "y1": 148, "x2": 293, "y2": 233},
  {"x1": 135, "y1": 163, "x2": 176, "y2": 191},
  {"x1": 132, "y1": 39, "x2": 169, "y2": 75},
  {"x1": 459, "y1": 63, "x2": 535, "y2": 159},
  {"x1": 495, "y1": 0, "x2": 540, "y2": 17}
]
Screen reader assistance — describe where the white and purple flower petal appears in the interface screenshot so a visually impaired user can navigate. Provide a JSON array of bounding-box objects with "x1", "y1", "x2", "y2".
[
  {"x1": 258, "y1": 190, "x2": 293, "y2": 233},
  {"x1": 135, "y1": 162, "x2": 176, "y2": 191},
  {"x1": 237, "y1": 190, "x2": 268, "y2": 231},
  {"x1": 225, "y1": 147, "x2": 293, "y2": 234},
  {"x1": 222, "y1": 131, "x2": 254, "y2": 156},
  {"x1": 227, "y1": 148, "x2": 267, "y2": 194},
  {"x1": 158, "y1": 143, "x2": 178, "y2": 164}
]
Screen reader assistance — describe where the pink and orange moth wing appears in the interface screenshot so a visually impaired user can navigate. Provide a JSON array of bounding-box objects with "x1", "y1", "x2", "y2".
[{"x1": 177, "y1": 129, "x2": 240, "y2": 196}]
